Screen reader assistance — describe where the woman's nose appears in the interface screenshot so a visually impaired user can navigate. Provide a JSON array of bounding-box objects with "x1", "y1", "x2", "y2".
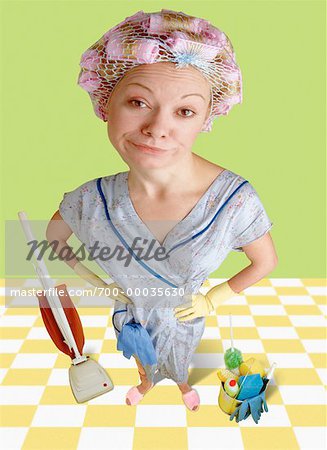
[{"x1": 141, "y1": 110, "x2": 169, "y2": 138}]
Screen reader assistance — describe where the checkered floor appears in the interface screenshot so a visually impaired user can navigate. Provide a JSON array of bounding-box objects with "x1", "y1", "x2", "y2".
[{"x1": 0, "y1": 278, "x2": 326, "y2": 450}]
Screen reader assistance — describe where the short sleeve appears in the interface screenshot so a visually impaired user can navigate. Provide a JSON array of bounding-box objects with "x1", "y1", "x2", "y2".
[
  {"x1": 229, "y1": 182, "x2": 273, "y2": 252},
  {"x1": 58, "y1": 181, "x2": 90, "y2": 242}
]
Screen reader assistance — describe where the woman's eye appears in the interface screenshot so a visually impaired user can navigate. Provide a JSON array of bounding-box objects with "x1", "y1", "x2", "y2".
[
  {"x1": 130, "y1": 99, "x2": 147, "y2": 108},
  {"x1": 180, "y1": 109, "x2": 196, "y2": 118}
]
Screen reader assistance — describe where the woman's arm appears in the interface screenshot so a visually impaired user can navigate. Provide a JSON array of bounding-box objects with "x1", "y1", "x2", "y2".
[
  {"x1": 228, "y1": 232, "x2": 278, "y2": 294},
  {"x1": 45, "y1": 210, "x2": 79, "y2": 269}
]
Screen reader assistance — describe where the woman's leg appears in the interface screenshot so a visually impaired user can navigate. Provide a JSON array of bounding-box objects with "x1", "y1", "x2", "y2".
[{"x1": 133, "y1": 356, "x2": 153, "y2": 394}]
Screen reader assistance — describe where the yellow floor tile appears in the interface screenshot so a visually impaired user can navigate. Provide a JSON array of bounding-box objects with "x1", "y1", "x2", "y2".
[
  {"x1": 3, "y1": 307, "x2": 39, "y2": 315},
  {"x1": 312, "y1": 296, "x2": 327, "y2": 305},
  {"x1": 275, "y1": 287, "x2": 309, "y2": 295},
  {"x1": 274, "y1": 368, "x2": 322, "y2": 385},
  {"x1": 0, "y1": 327, "x2": 31, "y2": 339},
  {"x1": 309, "y1": 354, "x2": 327, "y2": 368},
  {"x1": 53, "y1": 353, "x2": 71, "y2": 368},
  {"x1": 19, "y1": 340, "x2": 60, "y2": 353},
  {"x1": 107, "y1": 368, "x2": 139, "y2": 385},
  {"x1": 295, "y1": 327, "x2": 326, "y2": 339},
  {"x1": 252, "y1": 279, "x2": 273, "y2": 287},
  {"x1": 40, "y1": 386, "x2": 78, "y2": 404},
  {"x1": 22, "y1": 427, "x2": 81, "y2": 450},
  {"x1": 101, "y1": 339, "x2": 120, "y2": 353},
  {"x1": 141, "y1": 386, "x2": 184, "y2": 405},
  {"x1": 220, "y1": 327, "x2": 260, "y2": 339},
  {"x1": 187, "y1": 405, "x2": 238, "y2": 426},
  {"x1": 84, "y1": 405, "x2": 136, "y2": 426},
  {"x1": 264, "y1": 386, "x2": 284, "y2": 404},
  {"x1": 195, "y1": 339, "x2": 223, "y2": 353},
  {"x1": 0, "y1": 354, "x2": 16, "y2": 368},
  {"x1": 0, "y1": 406, "x2": 37, "y2": 426},
  {"x1": 241, "y1": 427, "x2": 300, "y2": 449},
  {"x1": 133, "y1": 427, "x2": 188, "y2": 450},
  {"x1": 254, "y1": 316, "x2": 292, "y2": 326},
  {"x1": 84, "y1": 327, "x2": 107, "y2": 339},
  {"x1": 78, "y1": 307, "x2": 112, "y2": 316},
  {"x1": 2, "y1": 369, "x2": 51, "y2": 385},
  {"x1": 188, "y1": 369, "x2": 220, "y2": 386},
  {"x1": 262, "y1": 339, "x2": 306, "y2": 353},
  {"x1": 284, "y1": 305, "x2": 322, "y2": 315},
  {"x1": 286, "y1": 405, "x2": 327, "y2": 426},
  {"x1": 241, "y1": 354, "x2": 271, "y2": 368},
  {"x1": 246, "y1": 296, "x2": 281, "y2": 305},
  {"x1": 205, "y1": 316, "x2": 218, "y2": 326},
  {"x1": 301, "y1": 278, "x2": 326, "y2": 286}
]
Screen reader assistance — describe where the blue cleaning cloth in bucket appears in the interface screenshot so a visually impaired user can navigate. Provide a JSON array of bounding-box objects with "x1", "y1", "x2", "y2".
[
  {"x1": 237, "y1": 374, "x2": 263, "y2": 400},
  {"x1": 117, "y1": 321, "x2": 157, "y2": 367}
]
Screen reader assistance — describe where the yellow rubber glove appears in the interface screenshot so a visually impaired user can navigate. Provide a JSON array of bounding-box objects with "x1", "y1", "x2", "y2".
[
  {"x1": 174, "y1": 281, "x2": 238, "y2": 322},
  {"x1": 73, "y1": 261, "x2": 132, "y2": 304}
]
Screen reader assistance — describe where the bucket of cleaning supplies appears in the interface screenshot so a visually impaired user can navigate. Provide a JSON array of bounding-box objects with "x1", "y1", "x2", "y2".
[{"x1": 218, "y1": 381, "x2": 244, "y2": 415}]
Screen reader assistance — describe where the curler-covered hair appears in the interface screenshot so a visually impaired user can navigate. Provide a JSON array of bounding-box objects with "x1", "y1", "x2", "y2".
[{"x1": 77, "y1": 9, "x2": 242, "y2": 132}]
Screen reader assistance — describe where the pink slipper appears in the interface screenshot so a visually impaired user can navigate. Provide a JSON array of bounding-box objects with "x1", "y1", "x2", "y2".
[
  {"x1": 182, "y1": 389, "x2": 200, "y2": 412},
  {"x1": 125, "y1": 384, "x2": 154, "y2": 406}
]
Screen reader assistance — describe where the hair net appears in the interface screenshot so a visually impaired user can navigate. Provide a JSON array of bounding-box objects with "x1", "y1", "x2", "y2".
[{"x1": 78, "y1": 9, "x2": 242, "y2": 132}]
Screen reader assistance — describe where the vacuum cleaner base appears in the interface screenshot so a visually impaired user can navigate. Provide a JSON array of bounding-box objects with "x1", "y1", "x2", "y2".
[{"x1": 69, "y1": 357, "x2": 114, "y2": 403}]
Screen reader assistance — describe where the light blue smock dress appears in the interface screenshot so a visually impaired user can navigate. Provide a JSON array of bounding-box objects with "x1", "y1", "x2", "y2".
[{"x1": 59, "y1": 169, "x2": 273, "y2": 384}]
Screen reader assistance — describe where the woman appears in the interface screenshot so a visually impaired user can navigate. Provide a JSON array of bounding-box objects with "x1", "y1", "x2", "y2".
[{"x1": 46, "y1": 9, "x2": 278, "y2": 411}]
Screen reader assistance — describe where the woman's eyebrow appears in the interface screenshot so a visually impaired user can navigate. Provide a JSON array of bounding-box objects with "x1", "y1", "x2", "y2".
[{"x1": 126, "y1": 82, "x2": 206, "y2": 101}]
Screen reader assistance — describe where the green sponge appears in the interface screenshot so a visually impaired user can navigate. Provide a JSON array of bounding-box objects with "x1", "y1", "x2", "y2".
[{"x1": 224, "y1": 347, "x2": 243, "y2": 370}]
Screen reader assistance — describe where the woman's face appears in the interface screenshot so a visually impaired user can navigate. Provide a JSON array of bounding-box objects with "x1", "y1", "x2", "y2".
[{"x1": 106, "y1": 62, "x2": 211, "y2": 170}]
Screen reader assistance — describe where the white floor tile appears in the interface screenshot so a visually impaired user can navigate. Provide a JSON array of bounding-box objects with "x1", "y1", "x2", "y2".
[
  {"x1": 0, "y1": 427, "x2": 29, "y2": 450},
  {"x1": 104, "y1": 327, "x2": 117, "y2": 339},
  {"x1": 0, "y1": 369, "x2": 8, "y2": 383},
  {"x1": 135, "y1": 405, "x2": 186, "y2": 427},
  {"x1": 293, "y1": 427, "x2": 327, "y2": 449},
  {"x1": 32, "y1": 405, "x2": 87, "y2": 426},
  {"x1": 188, "y1": 427, "x2": 243, "y2": 450},
  {"x1": 194, "y1": 386, "x2": 220, "y2": 405},
  {"x1": 289, "y1": 315, "x2": 327, "y2": 327},
  {"x1": 11, "y1": 353, "x2": 58, "y2": 368},
  {"x1": 99, "y1": 353, "x2": 137, "y2": 369},
  {"x1": 80, "y1": 315, "x2": 109, "y2": 327},
  {"x1": 202, "y1": 327, "x2": 221, "y2": 339},
  {"x1": 190, "y1": 353, "x2": 223, "y2": 369},
  {"x1": 301, "y1": 340, "x2": 326, "y2": 353},
  {"x1": 0, "y1": 339, "x2": 23, "y2": 353},
  {"x1": 250, "y1": 305, "x2": 286, "y2": 315},
  {"x1": 0, "y1": 386, "x2": 45, "y2": 404},
  {"x1": 266, "y1": 353, "x2": 313, "y2": 368},
  {"x1": 238, "y1": 405, "x2": 291, "y2": 427},
  {"x1": 78, "y1": 427, "x2": 134, "y2": 450},
  {"x1": 279, "y1": 296, "x2": 314, "y2": 305},
  {"x1": 315, "y1": 369, "x2": 327, "y2": 385},
  {"x1": 0, "y1": 315, "x2": 37, "y2": 327},
  {"x1": 47, "y1": 369, "x2": 70, "y2": 385},
  {"x1": 83, "y1": 340, "x2": 106, "y2": 354},
  {"x1": 278, "y1": 386, "x2": 326, "y2": 404},
  {"x1": 257, "y1": 327, "x2": 298, "y2": 339},
  {"x1": 26, "y1": 327, "x2": 51, "y2": 339},
  {"x1": 243, "y1": 287, "x2": 276, "y2": 295},
  {"x1": 87, "y1": 386, "x2": 129, "y2": 405},
  {"x1": 318, "y1": 305, "x2": 327, "y2": 315},
  {"x1": 305, "y1": 287, "x2": 326, "y2": 296}
]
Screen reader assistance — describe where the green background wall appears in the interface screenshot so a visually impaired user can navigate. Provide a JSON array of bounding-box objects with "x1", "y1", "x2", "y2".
[{"x1": 1, "y1": 0, "x2": 325, "y2": 278}]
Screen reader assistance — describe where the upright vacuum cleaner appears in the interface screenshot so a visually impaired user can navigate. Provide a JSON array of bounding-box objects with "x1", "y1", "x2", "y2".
[{"x1": 18, "y1": 211, "x2": 114, "y2": 403}]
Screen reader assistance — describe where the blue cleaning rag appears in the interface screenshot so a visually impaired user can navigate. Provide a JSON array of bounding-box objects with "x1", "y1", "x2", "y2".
[{"x1": 117, "y1": 321, "x2": 157, "y2": 367}]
